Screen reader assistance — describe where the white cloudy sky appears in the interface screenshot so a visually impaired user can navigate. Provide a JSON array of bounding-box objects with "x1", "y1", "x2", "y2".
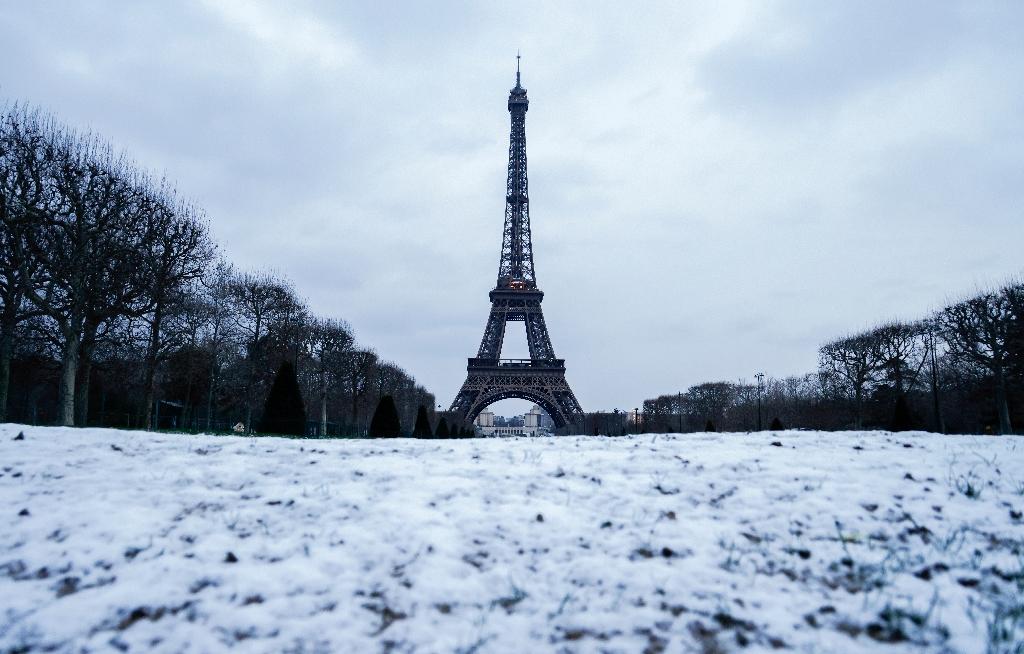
[{"x1": 3, "y1": 1, "x2": 1022, "y2": 413}]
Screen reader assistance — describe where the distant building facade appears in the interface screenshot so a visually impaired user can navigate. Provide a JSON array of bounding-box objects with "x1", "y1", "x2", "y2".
[
  {"x1": 475, "y1": 405, "x2": 552, "y2": 437},
  {"x1": 477, "y1": 410, "x2": 495, "y2": 428}
]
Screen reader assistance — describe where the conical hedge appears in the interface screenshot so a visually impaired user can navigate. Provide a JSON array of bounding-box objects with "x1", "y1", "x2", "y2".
[
  {"x1": 259, "y1": 361, "x2": 306, "y2": 436},
  {"x1": 369, "y1": 395, "x2": 402, "y2": 438},
  {"x1": 435, "y1": 417, "x2": 450, "y2": 438},
  {"x1": 412, "y1": 405, "x2": 432, "y2": 438}
]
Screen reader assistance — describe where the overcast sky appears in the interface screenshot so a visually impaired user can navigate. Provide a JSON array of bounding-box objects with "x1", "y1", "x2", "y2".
[{"x1": 3, "y1": 1, "x2": 1022, "y2": 414}]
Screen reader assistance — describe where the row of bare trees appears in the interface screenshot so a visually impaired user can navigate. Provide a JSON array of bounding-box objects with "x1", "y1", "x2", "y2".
[
  {"x1": 820, "y1": 284, "x2": 1022, "y2": 434},
  {"x1": 1, "y1": 104, "x2": 434, "y2": 434},
  {"x1": 640, "y1": 376, "x2": 828, "y2": 434},
  {"x1": 641, "y1": 282, "x2": 1023, "y2": 434}
]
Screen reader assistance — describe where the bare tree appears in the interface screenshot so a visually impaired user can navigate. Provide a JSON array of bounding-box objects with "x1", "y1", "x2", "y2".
[
  {"x1": 0, "y1": 105, "x2": 48, "y2": 420},
  {"x1": 164, "y1": 279, "x2": 212, "y2": 428},
  {"x1": 870, "y1": 320, "x2": 929, "y2": 429},
  {"x1": 685, "y1": 381, "x2": 734, "y2": 429},
  {"x1": 307, "y1": 317, "x2": 352, "y2": 436},
  {"x1": 373, "y1": 362, "x2": 425, "y2": 435},
  {"x1": 762, "y1": 374, "x2": 820, "y2": 430},
  {"x1": 138, "y1": 193, "x2": 214, "y2": 428},
  {"x1": 20, "y1": 123, "x2": 147, "y2": 425},
  {"x1": 228, "y1": 271, "x2": 298, "y2": 432},
  {"x1": 71, "y1": 172, "x2": 162, "y2": 426},
  {"x1": 2, "y1": 102, "x2": 439, "y2": 432},
  {"x1": 199, "y1": 261, "x2": 236, "y2": 430},
  {"x1": 919, "y1": 318, "x2": 948, "y2": 433},
  {"x1": 1007, "y1": 283, "x2": 1024, "y2": 387},
  {"x1": 269, "y1": 288, "x2": 309, "y2": 366},
  {"x1": 342, "y1": 348, "x2": 378, "y2": 434},
  {"x1": 872, "y1": 321, "x2": 927, "y2": 397},
  {"x1": 938, "y1": 289, "x2": 1016, "y2": 434},
  {"x1": 818, "y1": 334, "x2": 880, "y2": 429},
  {"x1": 641, "y1": 394, "x2": 677, "y2": 432}
]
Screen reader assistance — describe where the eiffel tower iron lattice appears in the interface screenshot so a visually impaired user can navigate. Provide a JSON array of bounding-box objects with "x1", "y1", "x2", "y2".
[{"x1": 449, "y1": 61, "x2": 584, "y2": 430}]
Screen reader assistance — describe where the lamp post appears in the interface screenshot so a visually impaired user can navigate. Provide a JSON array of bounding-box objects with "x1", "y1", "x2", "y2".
[
  {"x1": 634, "y1": 407, "x2": 639, "y2": 434},
  {"x1": 926, "y1": 322, "x2": 945, "y2": 434},
  {"x1": 755, "y1": 372, "x2": 765, "y2": 431}
]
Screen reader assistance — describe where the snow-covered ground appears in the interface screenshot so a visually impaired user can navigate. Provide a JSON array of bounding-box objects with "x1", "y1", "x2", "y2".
[{"x1": 2, "y1": 425, "x2": 1022, "y2": 653}]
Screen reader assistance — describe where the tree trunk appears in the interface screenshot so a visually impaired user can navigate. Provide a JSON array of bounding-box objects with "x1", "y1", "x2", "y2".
[
  {"x1": 930, "y1": 341, "x2": 944, "y2": 434},
  {"x1": 205, "y1": 363, "x2": 217, "y2": 432},
  {"x1": 854, "y1": 385, "x2": 863, "y2": 430},
  {"x1": 58, "y1": 330, "x2": 81, "y2": 426},
  {"x1": 182, "y1": 375, "x2": 194, "y2": 432},
  {"x1": 181, "y1": 336, "x2": 200, "y2": 431},
  {"x1": 245, "y1": 317, "x2": 261, "y2": 435},
  {"x1": 995, "y1": 367, "x2": 1013, "y2": 435},
  {"x1": 0, "y1": 325, "x2": 13, "y2": 422},
  {"x1": 320, "y1": 389, "x2": 328, "y2": 437},
  {"x1": 141, "y1": 306, "x2": 163, "y2": 430},
  {"x1": 244, "y1": 354, "x2": 255, "y2": 435},
  {"x1": 73, "y1": 321, "x2": 99, "y2": 427},
  {"x1": 142, "y1": 378, "x2": 155, "y2": 430},
  {"x1": 351, "y1": 391, "x2": 359, "y2": 435},
  {"x1": 74, "y1": 348, "x2": 93, "y2": 426}
]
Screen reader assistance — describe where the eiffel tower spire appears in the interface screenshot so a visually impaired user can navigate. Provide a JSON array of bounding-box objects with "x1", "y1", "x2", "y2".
[
  {"x1": 449, "y1": 60, "x2": 584, "y2": 431},
  {"x1": 498, "y1": 56, "x2": 536, "y2": 289}
]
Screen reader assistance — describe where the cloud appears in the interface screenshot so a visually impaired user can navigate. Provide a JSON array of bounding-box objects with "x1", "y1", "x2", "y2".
[
  {"x1": 196, "y1": 0, "x2": 357, "y2": 71},
  {"x1": 2, "y1": 1, "x2": 1022, "y2": 412}
]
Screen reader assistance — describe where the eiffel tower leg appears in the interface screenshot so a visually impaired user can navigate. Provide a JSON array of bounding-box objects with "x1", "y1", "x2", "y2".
[
  {"x1": 477, "y1": 308, "x2": 508, "y2": 359},
  {"x1": 449, "y1": 376, "x2": 482, "y2": 418},
  {"x1": 524, "y1": 309, "x2": 555, "y2": 360}
]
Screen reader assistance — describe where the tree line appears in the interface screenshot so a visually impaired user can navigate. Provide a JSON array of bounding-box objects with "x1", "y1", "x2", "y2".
[
  {"x1": 0, "y1": 103, "x2": 435, "y2": 435},
  {"x1": 365, "y1": 398, "x2": 475, "y2": 439},
  {"x1": 638, "y1": 282, "x2": 1023, "y2": 435}
]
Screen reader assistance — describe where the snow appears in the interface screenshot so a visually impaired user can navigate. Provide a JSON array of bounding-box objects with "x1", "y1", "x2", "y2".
[{"x1": 2, "y1": 425, "x2": 1022, "y2": 653}]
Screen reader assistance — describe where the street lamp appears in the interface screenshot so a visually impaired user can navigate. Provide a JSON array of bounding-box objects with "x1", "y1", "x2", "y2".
[{"x1": 755, "y1": 372, "x2": 765, "y2": 431}]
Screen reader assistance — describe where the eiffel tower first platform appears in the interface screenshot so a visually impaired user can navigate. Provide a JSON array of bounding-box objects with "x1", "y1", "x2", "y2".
[{"x1": 449, "y1": 60, "x2": 584, "y2": 430}]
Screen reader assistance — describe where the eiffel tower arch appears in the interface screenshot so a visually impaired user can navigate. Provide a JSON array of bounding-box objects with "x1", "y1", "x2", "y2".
[{"x1": 450, "y1": 60, "x2": 584, "y2": 430}]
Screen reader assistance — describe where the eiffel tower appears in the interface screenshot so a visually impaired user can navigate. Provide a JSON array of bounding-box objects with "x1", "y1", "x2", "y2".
[{"x1": 449, "y1": 59, "x2": 584, "y2": 430}]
